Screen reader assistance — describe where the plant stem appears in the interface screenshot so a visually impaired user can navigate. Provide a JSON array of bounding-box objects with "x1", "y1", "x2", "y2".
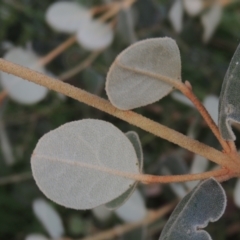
[
  {"x1": 59, "y1": 51, "x2": 101, "y2": 81},
  {"x1": 36, "y1": 35, "x2": 77, "y2": 67},
  {"x1": 178, "y1": 83, "x2": 232, "y2": 153},
  {"x1": 136, "y1": 168, "x2": 229, "y2": 184},
  {"x1": 115, "y1": 63, "x2": 231, "y2": 152},
  {"x1": 0, "y1": 59, "x2": 233, "y2": 169},
  {"x1": 0, "y1": 172, "x2": 32, "y2": 186},
  {"x1": 98, "y1": 3, "x2": 121, "y2": 22},
  {"x1": 98, "y1": 0, "x2": 136, "y2": 22},
  {"x1": 77, "y1": 200, "x2": 177, "y2": 240}
]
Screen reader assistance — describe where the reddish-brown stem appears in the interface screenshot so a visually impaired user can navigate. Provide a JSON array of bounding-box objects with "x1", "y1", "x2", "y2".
[
  {"x1": 0, "y1": 59, "x2": 234, "y2": 170},
  {"x1": 178, "y1": 82, "x2": 232, "y2": 153},
  {"x1": 132, "y1": 168, "x2": 229, "y2": 184}
]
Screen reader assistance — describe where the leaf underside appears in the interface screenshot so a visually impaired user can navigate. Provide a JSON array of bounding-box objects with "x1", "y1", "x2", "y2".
[
  {"x1": 218, "y1": 42, "x2": 240, "y2": 140},
  {"x1": 106, "y1": 37, "x2": 182, "y2": 110},
  {"x1": 159, "y1": 178, "x2": 226, "y2": 240},
  {"x1": 31, "y1": 119, "x2": 139, "y2": 210}
]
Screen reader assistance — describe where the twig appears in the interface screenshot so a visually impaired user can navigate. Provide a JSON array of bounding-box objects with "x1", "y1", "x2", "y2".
[
  {"x1": 0, "y1": 172, "x2": 32, "y2": 186},
  {"x1": 36, "y1": 35, "x2": 77, "y2": 67},
  {"x1": 179, "y1": 82, "x2": 232, "y2": 154},
  {"x1": 59, "y1": 52, "x2": 101, "y2": 81},
  {"x1": 138, "y1": 168, "x2": 229, "y2": 184},
  {"x1": 78, "y1": 200, "x2": 177, "y2": 240},
  {"x1": 98, "y1": 3, "x2": 121, "y2": 22},
  {"x1": 0, "y1": 59, "x2": 235, "y2": 171}
]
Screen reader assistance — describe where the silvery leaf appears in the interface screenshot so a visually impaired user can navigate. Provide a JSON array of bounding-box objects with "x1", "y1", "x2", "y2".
[
  {"x1": 106, "y1": 37, "x2": 182, "y2": 110},
  {"x1": 159, "y1": 178, "x2": 226, "y2": 240},
  {"x1": 45, "y1": 1, "x2": 91, "y2": 33},
  {"x1": 31, "y1": 119, "x2": 139, "y2": 210}
]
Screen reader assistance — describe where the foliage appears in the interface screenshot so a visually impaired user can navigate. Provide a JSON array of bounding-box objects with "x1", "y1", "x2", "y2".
[{"x1": 0, "y1": 0, "x2": 240, "y2": 240}]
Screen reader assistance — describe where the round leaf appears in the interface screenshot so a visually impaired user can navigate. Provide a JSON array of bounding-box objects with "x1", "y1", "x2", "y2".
[
  {"x1": 76, "y1": 20, "x2": 114, "y2": 50},
  {"x1": 0, "y1": 48, "x2": 48, "y2": 104},
  {"x1": 31, "y1": 119, "x2": 139, "y2": 210},
  {"x1": 106, "y1": 37, "x2": 182, "y2": 110},
  {"x1": 183, "y1": 0, "x2": 203, "y2": 16},
  {"x1": 45, "y1": 1, "x2": 91, "y2": 33}
]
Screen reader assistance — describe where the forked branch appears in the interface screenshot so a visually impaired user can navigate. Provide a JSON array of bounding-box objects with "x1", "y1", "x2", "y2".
[
  {"x1": 0, "y1": 58, "x2": 235, "y2": 178},
  {"x1": 116, "y1": 64, "x2": 232, "y2": 154}
]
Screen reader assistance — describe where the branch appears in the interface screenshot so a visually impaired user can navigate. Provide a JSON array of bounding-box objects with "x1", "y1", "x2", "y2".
[
  {"x1": 0, "y1": 172, "x2": 32, "y2": 186},
  {"x1": 59, "y1": 51, "x2": 101, "y2": 81},
  {"x1": 179, "y1": 82, "x2": 232, "y2": 153},
  {"x1": 137, "y1": 168, "x2": 229, "y2": 184},
  {"x1": 36, "y1": 35, "x2": 77, "y2": 67},
  {"x1": 0, "y1": 59, "x2": 232, "y2": 169},
  {"x1": 116, "y1": 64, "x2": 231, "y2": 153},
  {"x1": 78, "y1": 200, "x2": 177, "y2": 240}
]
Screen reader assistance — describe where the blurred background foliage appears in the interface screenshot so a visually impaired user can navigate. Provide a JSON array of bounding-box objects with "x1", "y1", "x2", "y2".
[{"x1": 0, "y1": 0, "x2": 240, "y2": 239}]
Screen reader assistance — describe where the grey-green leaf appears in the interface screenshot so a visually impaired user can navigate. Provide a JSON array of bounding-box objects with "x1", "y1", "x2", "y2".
[
  {"x1": 31, "y1": 119, "x2": 140, "y2": 210},
  {"x1": 159, "y1": 178, "x2": 226, "y2": 240},
  {"x1": 219, "y1": 43, "x2": 240, "y2": 140},
  {"x1": 105, "y1": 131, "x2": 143, "y2": 209},
  {"x1": 106, "y1": 37, "x2": 182, "y2": 110}
]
